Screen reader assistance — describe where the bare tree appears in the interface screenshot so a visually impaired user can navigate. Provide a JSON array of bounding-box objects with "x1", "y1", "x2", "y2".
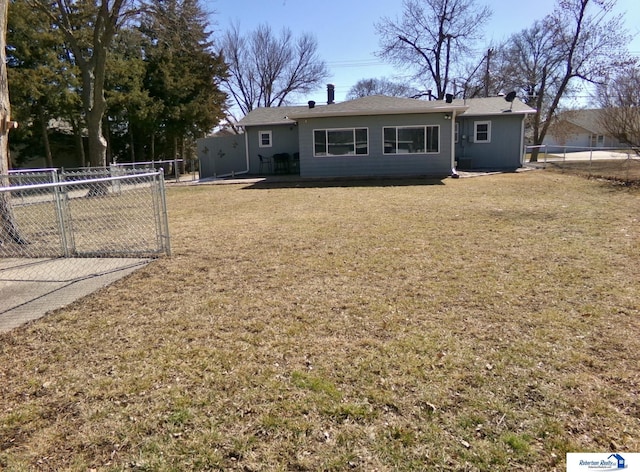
[
  {"x1": 502, "y1": 0, "x2": 630, "y2": 161},
  {"x1": 28, "y1": 0, "x2": 134, "y2": 167},
  {"x1": 494, "y1": 19, "x2": 570, "y2": 159},
  {"x1": 221, "y1": 23, "x2": 329, "y2": 115},
  {"x1": 376, "y1": 0, "x2": 492, "y2": 100},
  {"x1": 346, "y1": 78, "x2": 419, "y2": 100},
  {"x1": 596, "y1": 63, "x2": 640, "y2": 153}
]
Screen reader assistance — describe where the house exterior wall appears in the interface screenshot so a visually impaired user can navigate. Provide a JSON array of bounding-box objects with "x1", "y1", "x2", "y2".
[
  {"x1": 246, "y1": 124, "x2": 299, "y2": 175},
  {"x1": 543, "y1": 129, "x2": 623, "y2": 152},
  {"x1": 296, "y1": 113, "x2": 454, "y2": 178},
  {"x1": 455, "y1": 114, "x2": 525, "y2": 170},
  {"x1": 198, "y1": 134, "x2": 247, "y2": 179}
]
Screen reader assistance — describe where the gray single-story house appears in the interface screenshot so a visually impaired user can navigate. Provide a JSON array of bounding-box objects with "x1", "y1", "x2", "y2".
[{"x1": 198, "y1": 93, "x2": 535, "y2": 179}]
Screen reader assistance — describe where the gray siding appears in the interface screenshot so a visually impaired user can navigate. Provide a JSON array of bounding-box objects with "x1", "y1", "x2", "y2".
[
  {"x1": 198, "y1": 134, "x2": 247, "y2": 179},
  {"x1": 297, "y1": 114, "x2": 454, "y2": 178},
  {"x1": 455, "y1": 115, "x2": 525, "y2": 170},
  {"x1": 246, "y1": 124, "x2": 299, "y2": 175}
]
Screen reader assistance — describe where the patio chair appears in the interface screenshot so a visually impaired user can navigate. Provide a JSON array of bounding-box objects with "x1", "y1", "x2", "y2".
[
  {"x1": 273, "y1": 153, "x2": 291, "y2": 174},
  {"x1": 258, "y1": 154, "x2": 272, "y2": 174}
]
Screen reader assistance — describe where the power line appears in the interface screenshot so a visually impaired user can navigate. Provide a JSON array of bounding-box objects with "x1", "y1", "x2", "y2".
[{"x1": 325, "y1": 59, "x2": 388, "y2": 68}]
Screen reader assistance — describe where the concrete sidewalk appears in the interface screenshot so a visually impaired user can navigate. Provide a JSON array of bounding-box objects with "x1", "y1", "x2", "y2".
[
  {"x1": 545, "y1": 150, "x2": 633, "y2": 161},
  {"x1": 0, "y1": 257, "x2": 149, "y2": 333}
]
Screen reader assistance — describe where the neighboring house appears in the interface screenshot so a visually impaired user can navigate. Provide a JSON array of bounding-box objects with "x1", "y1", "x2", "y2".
[
  {"x1": 198, "y1": 93, "x2": 535, "y2": 179},
  {"x1": 9, "y1": 118, "x2": 84, "y2": 169},
  {"x1": 543, "y1": 108, "x2": 624, "y2": 152}
]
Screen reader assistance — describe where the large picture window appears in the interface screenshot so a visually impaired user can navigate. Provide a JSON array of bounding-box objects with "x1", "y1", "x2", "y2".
[
  {"x1": 314, "y1": 128, "x2": 368, "y2": 157},
  {"x1": 383, "y1": 126, "x2": 439, "y2": 154}
]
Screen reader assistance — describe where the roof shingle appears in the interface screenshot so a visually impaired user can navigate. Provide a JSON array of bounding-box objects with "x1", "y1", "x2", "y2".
[{"x1": 236, "y1": 95, "x2": 535, "y2": 127}]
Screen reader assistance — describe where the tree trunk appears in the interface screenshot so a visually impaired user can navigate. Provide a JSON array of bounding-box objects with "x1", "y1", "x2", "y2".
[
  {"x1": 103, "y1": 115, "x2": 112, "y2": 164},
  {"x1": 70, "y1": 116, "x2": 86, "y2": 167},
  {"x1": 85, "y1": 92, "x2": 108, "y2": 167},
  {"x1": 129, "y1": 121, "x2": 135, "y2": 163},
  {"x1": 38, "y1": 102, "x2": 53, "y2": 168},
  {"x1": 1, "y1": 0, "x2": 27, "y2": 244},
  {"x1": 530, "y1": 147, "x2": 540, "y2": 163},
  {"x1": 151, "y1": 131, "x2": 155, "y2": 162},
  {"x1": 0, "y1": 0, "x2": 10, "y2": 176}
]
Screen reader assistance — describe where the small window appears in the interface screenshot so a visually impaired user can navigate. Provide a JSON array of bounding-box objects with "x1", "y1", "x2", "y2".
[
  {"x1": 455, "y1": 123, "x2": 459, "y2": 144},
  {"x1": 590, "y1": 134, "x2": 605, "y2": 148},
  {"x1": 259, "y1": 130, "x2": 272, "y2": 148},
  {"x1": 474, "y1": 121, "x2": 491, "y2": 143}
]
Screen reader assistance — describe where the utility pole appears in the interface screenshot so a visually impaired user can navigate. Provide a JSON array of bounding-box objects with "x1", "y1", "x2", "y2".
[{"x1": 484, "y1": 48, "x2": 493, "y2": 97}]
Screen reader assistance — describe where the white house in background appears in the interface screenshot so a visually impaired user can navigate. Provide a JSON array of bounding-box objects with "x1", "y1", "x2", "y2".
[{"x1": 543, "y1": 109, "x2": 624, "y2": 152}]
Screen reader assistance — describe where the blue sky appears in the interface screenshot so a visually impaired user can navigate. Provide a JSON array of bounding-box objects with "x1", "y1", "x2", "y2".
[{"x1": 207, "y1": 0, "x2": 640, "y2": 105}]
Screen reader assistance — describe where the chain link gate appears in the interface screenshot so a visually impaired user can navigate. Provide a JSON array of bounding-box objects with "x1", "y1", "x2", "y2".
[
  {"x1": 1, "y1": 169, "x2": 171, "y2": 323},
  {"x1": 1, "y1": 169, "x2": 171, "y2": 259}
]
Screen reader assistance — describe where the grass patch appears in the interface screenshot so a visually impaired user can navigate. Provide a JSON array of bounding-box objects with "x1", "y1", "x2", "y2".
[
  {"x1": 545, "y1": 157, "x2": 640, "y2": 185},
  {"x1": 0, "y1": 171, "x2": 639, "y2": 470}
]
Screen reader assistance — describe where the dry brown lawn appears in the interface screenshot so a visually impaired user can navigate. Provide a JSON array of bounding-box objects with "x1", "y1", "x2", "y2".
[
  {"x1": 546, "y1": 157, "x2": 640, "y2": 185},
  {"x1": 1, "y1": 170, "x2": 639, "y2": 471}
]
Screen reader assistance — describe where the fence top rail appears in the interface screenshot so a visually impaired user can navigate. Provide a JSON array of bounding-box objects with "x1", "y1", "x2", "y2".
[
  {"x1": 113, "y1": 159, "x2": 184, "y2": 167},
  {"x1": 0, "y1": 171, "x2": 162, "y2": 193},
  {"x1": 8, "y1": 168, "x2": 58, "y2": 174},
  {"x1": 528, "y1": 144, "x2": 636, "y2": 152}
]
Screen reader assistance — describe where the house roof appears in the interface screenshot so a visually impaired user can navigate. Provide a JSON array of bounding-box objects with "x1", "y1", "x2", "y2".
[
  {"x1": 554, "y1": 109, "x2": 604, "y2": 134},
  {"x1": 237, "y1": 95, "x2": 535, "y2": 127},
  {"x1": 287, "y1": 95, "x2": 468, "y2": 119},
  {"x1": 236, "y1": 105, "x2": 309, "y2": 127},
  {"x1": 452, "y1": 96, "x2": 536, "y2": 116}
]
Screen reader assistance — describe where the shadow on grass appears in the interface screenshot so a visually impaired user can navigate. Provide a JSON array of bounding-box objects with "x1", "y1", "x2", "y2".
[{"x1": 240, "y1": 175, "x2": 448, "y2": 190}]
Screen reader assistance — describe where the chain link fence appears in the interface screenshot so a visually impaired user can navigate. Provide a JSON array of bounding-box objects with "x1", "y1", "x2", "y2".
[
  {"x1": 1, "y1": 169, "x2": 171, "y2": 323},
  {"x1": 1, "y1": 169, "x2": 170, "y2": 259},
  {"x1": 526, "y1": 145, "x2": 640, "y2": 185}
]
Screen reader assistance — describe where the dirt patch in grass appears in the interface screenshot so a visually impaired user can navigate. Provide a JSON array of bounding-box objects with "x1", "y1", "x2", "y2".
[{"x1": 1, "y1": 171, "x2": 639, "y2": 471}]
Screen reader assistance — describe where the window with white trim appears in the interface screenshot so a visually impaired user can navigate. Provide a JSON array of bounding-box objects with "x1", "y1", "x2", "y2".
[
  {"x1": 474, "y1": 121, "x2": 491, "y2": 143},
  {"x1": 590, "y1": 134, "x2": 605, "y2": 147},
  {"x1": 383, "y1": 125, "x2": 439, "y2": 154},
  {"x1": 313, "y1": 128, "x2": 368, "y2": 157},
  {"x1": 259, "y1": 130, "x2": 272, "y2": 148}
]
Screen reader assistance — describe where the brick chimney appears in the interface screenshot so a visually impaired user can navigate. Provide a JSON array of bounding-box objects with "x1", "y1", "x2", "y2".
[{"x1": 327, "y1": 84, "x2": 335, "y2": 105}]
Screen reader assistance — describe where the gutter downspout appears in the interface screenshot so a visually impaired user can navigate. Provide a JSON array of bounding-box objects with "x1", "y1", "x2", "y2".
[
  {"x1": 243, "y1": 128, "x2": 250, "y2": 174},
  {"x1": 519, "y1": 116, "x2": 526, "y2": 167},
  {"x1": 450, "y1": 110, "x2": 459, "y2": 178}
]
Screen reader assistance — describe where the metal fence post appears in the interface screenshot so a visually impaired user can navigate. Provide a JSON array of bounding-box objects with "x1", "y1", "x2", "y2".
[
  {"x1": 52, "y1": 171, "x2": 75, "y2": 257},
  {"x1": 153, "y1": 172, "x2": 171, "y2": 256}
]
